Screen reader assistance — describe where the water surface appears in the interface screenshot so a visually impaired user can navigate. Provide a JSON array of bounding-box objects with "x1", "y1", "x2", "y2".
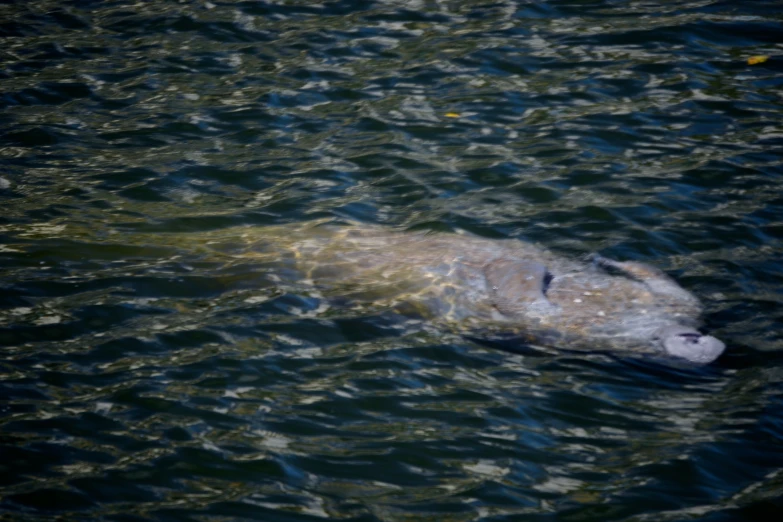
[{"x1": 1, "y1": 0, "x2": 783, "y2": 520}]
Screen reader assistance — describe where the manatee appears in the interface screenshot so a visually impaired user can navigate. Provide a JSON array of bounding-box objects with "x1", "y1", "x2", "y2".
[{"x1": 219, "y1": 221, "x2": 724, "y2": 364}]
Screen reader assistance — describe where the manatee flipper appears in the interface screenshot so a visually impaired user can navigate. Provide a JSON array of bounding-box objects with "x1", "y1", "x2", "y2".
[
  {"x1": 484, "y1": 259, "x2": 559, "y2": 318},
  {"x1": 592, "y1": 255, "x2": 699, "y2": 306}
]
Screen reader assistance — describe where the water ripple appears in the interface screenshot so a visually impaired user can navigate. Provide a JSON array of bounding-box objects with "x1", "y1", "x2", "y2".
[{"x1": 1, "y1": 0, "x2": 782, "y2": 520}]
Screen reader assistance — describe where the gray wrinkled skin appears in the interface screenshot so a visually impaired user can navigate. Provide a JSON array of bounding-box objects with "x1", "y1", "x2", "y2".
[{"x1": 220, "y1": 222, "x2": 725, "y2": 364}]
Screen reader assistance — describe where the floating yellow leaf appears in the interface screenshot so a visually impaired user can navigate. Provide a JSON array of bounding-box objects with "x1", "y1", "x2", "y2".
[
  {"x1": 748, "y1": 55, "x2": 769, "y2": 65},
  {"x1": 445, "y1": 112, "x2": 460, "y2": 118}
]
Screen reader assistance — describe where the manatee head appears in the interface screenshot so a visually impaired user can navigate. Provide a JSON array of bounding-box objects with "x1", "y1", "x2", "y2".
[{"x1": 656, "y1": 325, "x2": 725, "y2": 364}]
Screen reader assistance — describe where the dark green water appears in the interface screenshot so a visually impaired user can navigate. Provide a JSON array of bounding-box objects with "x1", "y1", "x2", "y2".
[{"x1": 2, "y1": 0, "x2": 783, "y2": 520}]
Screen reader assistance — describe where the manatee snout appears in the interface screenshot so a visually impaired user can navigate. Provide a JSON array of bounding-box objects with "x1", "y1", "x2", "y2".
[{"x1": 658, "y1": 326, "x2": 725, "y2": 364}]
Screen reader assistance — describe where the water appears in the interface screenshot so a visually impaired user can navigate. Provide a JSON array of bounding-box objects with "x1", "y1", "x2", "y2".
[{"x1": 1, "y1": 0, "x2": 783, "y2": 520}]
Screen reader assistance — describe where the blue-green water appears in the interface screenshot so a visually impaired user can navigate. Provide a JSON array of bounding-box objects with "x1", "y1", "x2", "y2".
[{"x1": 2, "y1": 0, "x2": 783, "y2": 520}]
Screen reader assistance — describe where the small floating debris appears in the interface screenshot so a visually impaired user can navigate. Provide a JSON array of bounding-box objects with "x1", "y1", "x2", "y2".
[
  {"x1": 748, "y1": 55, "x2": 769, "y2": 65},
  {"x1": 444, "y1": 112, "x2": 460, "y2": 118}
]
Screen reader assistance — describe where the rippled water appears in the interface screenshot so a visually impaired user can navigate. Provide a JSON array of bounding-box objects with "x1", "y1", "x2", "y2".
[{"x1": 2, "y1": 0, "x2": 783, "y2": 520}]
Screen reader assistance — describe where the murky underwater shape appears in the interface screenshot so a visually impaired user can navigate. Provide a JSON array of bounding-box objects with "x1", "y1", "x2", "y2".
[{"x1": 1, "y1": 0, "x2": 782, "y2": 520}]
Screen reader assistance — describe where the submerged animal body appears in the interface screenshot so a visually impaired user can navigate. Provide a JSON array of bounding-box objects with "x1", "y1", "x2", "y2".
[{"x1": 225, "y1": 222, "x2": 724, "y2": 364}]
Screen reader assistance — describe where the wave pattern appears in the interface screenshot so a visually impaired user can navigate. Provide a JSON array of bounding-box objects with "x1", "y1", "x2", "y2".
[{"x1": 1, "y1": 0, "x2": 782, "y2": 520}]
